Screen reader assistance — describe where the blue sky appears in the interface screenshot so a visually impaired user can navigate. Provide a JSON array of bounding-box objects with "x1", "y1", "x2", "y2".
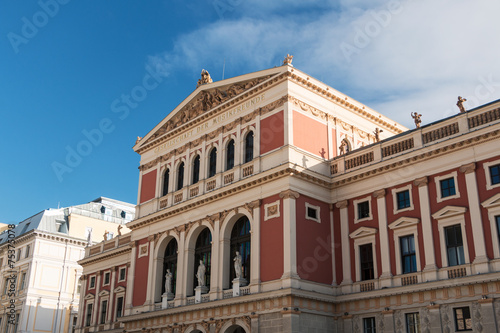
[{"x1": 1, "y1": 0, "x2": 499, "y2": 223}]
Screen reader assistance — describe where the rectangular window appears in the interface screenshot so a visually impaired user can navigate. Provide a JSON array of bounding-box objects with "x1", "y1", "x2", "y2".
[
  {"x1": 406, "y1": 312, "x2": 420, "y2": 333},
  {"x1": 440, "y1": 177, "x2": 456, "y2": 198},
  {"x1": 89, "y1": 276, "x2": 96, "y2": 289},
  {"x1": 116, "y1": 296, "x2": 124, "y2": 319},
  {"x1": 119, "y1": 267, "x2": 126, "y2": 281},
  {"x1": 363, "y1": 317, "x2": 376, "y2": 333},
  {"x1": 16, "y1": 249, "x2": 21, "y2": 261},
  {"x1": 104, "y1": 272, "x2": 110, "y2": 285},
  {"x1": 454, "y1": 307, "x2": 472, "y2": 331},
  {"x1": 360, "y1": 244, "x2": 374, "y2": 281},
  {"x1": 100, "y1": 300, "x2": 108, "y2": 324},
  {"x1": 397, "y1": 190, "x2": 411, "y2": 210},
  {"x1": 25, "y1": 245, "x2": 30, "y2": 258},
  {"x1": 307, "y1": 207, "x2": 318, "y2": 220},
  {"x1": 490, "y1": 164, "x2": 500, "y2": 185},
  {"x1": 358, "y1": 201, "x2": 370, "y2": 219},
  {"x1": 85, "y1": 303, "x2": 93, "y2": 326},
  {"x1": 400, "y1": 235, "x2": 417, "y2": 274},
  {"x1": 19, "y1": 272, "x2": 26, "y2": 290},
  {"x1": 445, "y1": 225, "x2": 465, "y2": 266}
]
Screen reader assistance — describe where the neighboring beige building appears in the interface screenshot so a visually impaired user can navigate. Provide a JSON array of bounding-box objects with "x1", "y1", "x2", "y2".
[
  {"x1": 0, "y1": 197, "x2": 134, "y2": 333},
  {"x1": 76, "y1": 58, "x2": 500, "y2": 333}
]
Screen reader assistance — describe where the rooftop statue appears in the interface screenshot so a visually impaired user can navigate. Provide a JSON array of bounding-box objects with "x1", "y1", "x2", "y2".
[
  {"x1": 457, "y1": 96, "x2": 467, "y2": 113},
  {"x1": 411, "y1": 112, "x2": 422, "y2": 128},
  {"x1": 197, "y1": 69, "x2": 213, "y2": 87},
  {"x1": 283, "y1": 54, "x2": 293, "y2": 66}
]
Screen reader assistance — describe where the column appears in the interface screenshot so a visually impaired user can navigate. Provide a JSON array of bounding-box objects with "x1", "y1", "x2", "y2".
[
  {"x1": 460, "y1": 163, "x2": 489, "y2": 273},
  {"x1": 336, "y1": 200, "x2": 352, "y2": 293},
  {"x1": 77, "y1": 275, "x2": 87, "y2": 328},
  {"x1": 124, "y1": 242, "x2": 136, "y2": 316},
  {"x1": 280, "y1": 189, "x2": 300, "y2": 289},
  {"x1": 374, "y1": 189, "x2": 392, "y2": 287},
  {"x1": 175, "y1": 227, "x2": 187, "y2": 305},
  {"x1": 414, "y1": 177, "x2": 438, "y2": 282},
  {"x1": 210, "y1": 217, "x2": 221, "y2": 300},
  {"x1": 145, "y1": 235, "x2": 156, "y2": 309},
  {"x1": 92, "y1": 272, "x2": 101, "y2": 326},
  {"x1": 249, "y1": 200, "x2": 261, "y2": 293},
  {"x1": 107, "y1": 267, "x2": 116, "y2": 323}
]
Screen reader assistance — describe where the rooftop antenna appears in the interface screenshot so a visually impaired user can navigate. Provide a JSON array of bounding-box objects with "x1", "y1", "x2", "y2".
[{"x1": 222, "y1": 58, "x2": 226, "y2": 80}]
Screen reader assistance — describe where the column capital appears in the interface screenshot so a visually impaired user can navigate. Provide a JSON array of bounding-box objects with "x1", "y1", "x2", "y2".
[
  {"x1": 373, "y1": 189, "x2": 386, "y2": 198},
  {"x1": 147, "y1": 234, "x2": 155, "y2": 242},
  {"x1": 459, "y1": 162, "x2": 476, "y2": 174},
  {"x1": 413, "y1": 176, "x2": 428, "y2": 187},
  {"x1": 129, "y1": 241, "x2": 136, "y2": 249},
  {"x1": 335, "y1": 200, "x2": 348, "y2": 209},
  {"x1": 279, "y1": 189, "x2": 300, "y2": 199}
]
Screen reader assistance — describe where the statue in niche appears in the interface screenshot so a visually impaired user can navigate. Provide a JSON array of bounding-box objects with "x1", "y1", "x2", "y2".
[
  {"x1": 196, "y1": 260, "x2": 206, "y2": 287},
  {"x1": 165, "y1": 269, "x2": 173, "y2": 294},
  {"x1": 411, "y1": 112, "x2": 422, "y2": 128},
  {"x1": 339, "y1": 139, "x2": 348, "y2": 155},
  {"x1": 457, "y1": 96, "x2": 467, "y2": 113},
  {"x1": 234, "y1": 251, "x2": 243, "y2": 279}
]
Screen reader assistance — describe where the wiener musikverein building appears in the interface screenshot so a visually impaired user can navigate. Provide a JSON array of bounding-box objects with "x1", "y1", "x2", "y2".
[{"x1": 76, "y1": 57, "x2": 500, "y2": 333}]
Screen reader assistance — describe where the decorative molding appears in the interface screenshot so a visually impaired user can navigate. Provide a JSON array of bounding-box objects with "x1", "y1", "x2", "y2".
[
  {"x1": 279, "y1": 189, "x2": 300, "y2": 199},
  {"x1": 349, "y1": 226, "x2": 377, "y2": 239},
  {"x1": 413, "y1": 176, "x2": 428, "y2": 187},
  {"x1": 335, "y1": 200, "x2": 348, "y2": 209},
  {"x1": 459, "y1": 162, "x2": 476, "y2": 174},
  {"x1": 373, "y1": 189, "x2": 386, "y2": 198},
  {"x1": 431, "y1": 205, "x2": 467, "y2": 220},
  {"x1": 388, "y1": 217, "x2": 420, "y2": 230}
]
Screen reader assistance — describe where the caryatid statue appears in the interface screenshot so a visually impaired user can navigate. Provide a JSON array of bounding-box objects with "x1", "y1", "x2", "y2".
[
  {"x1": 165, "y1": 269, "x2": 173, "y2": 294},
  {"x1": 234, "y1": 251, "x2": 243, "y2": 279},
  {"x1": 196, "y1": 260, "x2": 206, "y2": 287}
]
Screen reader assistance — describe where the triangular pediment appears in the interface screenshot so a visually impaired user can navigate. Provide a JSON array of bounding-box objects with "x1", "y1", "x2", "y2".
[
  {"x1": 388, "y1": 217, "x2": 420, "y2": 230},
  {"x1": 98, "y1": 289, "x2": 110, "y2": 297},
  {"x1": 350, "y1": 227, "x2": 377, "y2": 239},
  {"x1": 135, "y1": 67, "x2": 286, "y2": 152},
  {"x1": 432, "y1": 206, "x2": 467, "y2": 220},
  {"x1": 114, "y1": 286, "x2": 126, "y2": 293},
  {"x1": 84, "y1": 293, "x2": 95, "y2": 300},
  {"x1": 482, "y1": 193, "x2": 500, "y2": 209}
]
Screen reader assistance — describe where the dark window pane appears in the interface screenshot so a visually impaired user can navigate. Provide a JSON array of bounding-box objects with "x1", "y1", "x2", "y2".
[
  {"x1": 397, "y1": 190, "x2": 411, "y2": 210},
  {"x1": 445, "y1": 225, "x2": 465, "y2": 266},
  {"x1": 244, "y1": 131, "x2": 254, "y2": 163},
  {"x1": 454, "y1": 307, "x2": 472, "y2": 331},
  {"x1": 162, "y1": 169, "x2": 170, "y2": 196},
  {"x1": 363, "y1": 317, "x2": 376, "y2": 333},
  {"x1": 360, "y1": 244, "x2": 374, "y2": 281},
  {"x1": 177, "y1": 162, "x2": 184, "y2": 190},
  {"x1": 401, "y1": 235, "x2": 417, "y2": 274},
  {"x1": 209, "y1": 148, "x2": 217, "y2": 178},
  {"x1": 226, "y1": 140, "x2": 235, "y2": 171},
  {"x1": 440, "y1": 177, "x2": 456, "y2": 198},
  {"x1": 192, "y1": 155, "x2": 200, "y2": 184},
  {"x1": 358, "y1": 201, "x2": 370, "y2": 219},
  {"x1": 162, "y1": 239, "x2": 178, "y2": 295},
  {"x1": 307, "y1": 207, "x2": 318, "y2": 220},
  {"x1": 195, "y1": 228, "x2": 212, "y2": 289},
  {"x1": 230, "y1": 216, "x2": 251, "y2": 282},
  {"x1": 490, "y1": 165, "x2": 500, "y2": 185}
]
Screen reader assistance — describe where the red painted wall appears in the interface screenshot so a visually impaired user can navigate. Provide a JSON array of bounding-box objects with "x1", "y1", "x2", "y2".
[
  {"x1": 132, "y1": 238, "x2": 149, "y2": 306},
  {"x1": 140, "y1": 170, "x2": 157, "y2": 203},
  {"x1": 347, "y1": 193, "x2": 381, "y2": 282},
  {"x1": 293, "y1": 111, "x2": 329, "y2": 158},
  {"x1": 260, "y1": 194, "x2": 284, "y2": 282},
  {"x1": 428, "y1": 168, "x2": 472, "y2": 267},
  {"x1": 385, "y1": 182, "x2": 425, "y2": 275},
  {"x1": 260, "y1": 111, "x2": 284, "y2": 154},
  {"x1": 295, "y1": 195, "x2": 332, "y2": 284}
]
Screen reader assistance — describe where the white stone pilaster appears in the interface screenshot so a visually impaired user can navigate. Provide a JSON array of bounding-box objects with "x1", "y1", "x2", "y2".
[
  {"x1": 107, "y1": 267, "x2": 116, "y2": 323},
  {"x1": 92, "y1": 273, "x2": 101, "y2": 325},
  {"x1": 337, "y1": 200, "x2": 352, "y2": 293},
  {"x1": 280, "y1": 190, "x2": 300, "y2": 288},
  {"x1": 374, "y1": 189, "x2": 392, "y2": 287},
  {"x1": 210, "y1": 218, "x2": 221, "y2": 300},
  {"x1": 414, "y1": 177, "x2": 438, "y2": 281},
  {"x1": 175, "y1": 229, "x2": 186, "y2": 305},
  {"x1": 460, "y1": 163, "x2": 489, "y2": 273},
  {"x1": 250, "y1": 200, "x2": 261, "y2": 293},
  {"x1": 145, "y1": 235, "x2": 156, "y2": 309},
  {"x1": 124, "y1": 243, "x2": 136, "y2": 315}
]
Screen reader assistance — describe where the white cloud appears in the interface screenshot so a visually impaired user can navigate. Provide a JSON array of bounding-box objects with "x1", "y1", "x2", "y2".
[{"x1": 148, "y1": 0, "x2": 500, "y2": 128}]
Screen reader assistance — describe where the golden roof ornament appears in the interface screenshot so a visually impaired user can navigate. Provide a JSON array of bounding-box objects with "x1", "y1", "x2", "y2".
[
  {"x1": 197, "y1": 69, "x2": 213, "y2": 87},
  {"x1": 283, "y1": 54, "x2": 293, "y2": 66}
]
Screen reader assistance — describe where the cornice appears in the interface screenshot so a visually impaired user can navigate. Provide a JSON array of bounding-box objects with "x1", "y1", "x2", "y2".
[
  {"x1": 137, "y1": 73, "x2": 288, "y2": 155},
  {"x1": 78, "y1": 246, "x2": 131, "y2": 266}
]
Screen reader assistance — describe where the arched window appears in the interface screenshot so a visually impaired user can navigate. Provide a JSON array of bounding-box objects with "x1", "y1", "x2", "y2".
[
  {"x1": 226, "y1": 139, "x2": 235, "y2": 171},
  {"x1": 230, "y1": 216, "x2": 251, "y2": 281},
  {"x1": 194, "y1": 228, "x2": 212, "y2": 289},
  {"x1": 244, "y1": 131, "x2": 254, "y2": 163},
  {"x1": 162, "y1": 169, "x2": 170, "y2": 196},
  {"x1": 176, "y1": 162, "x2": 184, "y2": 191},
  {"x1": 208, "y1": 148, "x2": 217, "y2": 178},
  {"x1": 162, "y1": 239, "x2": 178, "y2": 295},
  {"x1": 192, "y1": 155, "x2": 200, "y2": 184}
]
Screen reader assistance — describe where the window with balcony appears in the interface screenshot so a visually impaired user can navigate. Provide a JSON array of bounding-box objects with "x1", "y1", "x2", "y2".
[
  {"x1": 116, "y1": 296, "x2": 124, "y2": 319},
  {"x1": 208, "y1": 148, "x2": 217, "y2": 178},
  {"x1": 454, "y1": 307, "x2": 472, "y2": 331},
  {"x1": 400, "y1": 235, "x2": 417, "y2": 274},
  {"x1": 244, "y1": 131, "x2": 254, "y2": 163},
  {"x1": 445, "y1": 224, "x2": 465, "y2": 266},
  {"x1": 226, "y1": 139, "x2": 235, "y2": 171},
  {"x1": 177, "y1": 162, "x2": 185, "y2": 191},
  {"x1": 162, "y1": 169, "x2": 170, "y2": 196},
  {"x1": 192, "y1": 155, "x2": 200, "y2": 184},
  {"x1": 360, "y1": 243, "x2": 374, "y2": 281}
]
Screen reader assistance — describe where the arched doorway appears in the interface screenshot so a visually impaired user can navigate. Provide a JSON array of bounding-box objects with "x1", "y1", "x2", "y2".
[
  {"x1": 225, "y1": 325, "x2": 247, "y2": 333},
  {"x1": 229, "y1": 216, "x2": 251, "y2": 282}
]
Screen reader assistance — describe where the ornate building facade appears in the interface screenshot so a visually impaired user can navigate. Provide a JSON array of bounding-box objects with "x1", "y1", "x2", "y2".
[{"x1": 76, "y1": 60, "x2": 500, "y2": 333}]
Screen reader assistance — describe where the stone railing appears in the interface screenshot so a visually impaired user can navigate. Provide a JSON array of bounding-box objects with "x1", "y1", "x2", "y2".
[
  {"x1": 189, "y1": 186, "x2": 199, "y2": 198},
  {"x1": 85, "y1": 234, "x2": 132, "y2": 257},
  {"x1": 447, "y1": 266, "x2": 467, "y2": 279},
  {"x1": 242, "y1": 164, "x2": 254, "y2": 177},
  {"x1": 174, "y1": 192, "x2": 183, "y2": 204},
  {"x1": 382, "y1": 138, "x2": 414, "y2": 158},
  {"x1": 360, "y1": 281, "x2": 374, "y2": 292},
  {"x1": 422, "y1": 122, "x2": 459, "y2": 144},
  {"x1": 187, "y1": 296, "x2": 196, "y2": 305},
  {"x1": 241, "y1": 286, "x2": 250, "y2": 296},
  {"x1": 401, "y1": 274, "x2": 418, "y2": 286},
  {"x1": 223, "y1": 290, "x2": 233, "y2": 299},
  {"x1": 224, "y1": 172, "x2": 234, "y2": 185},
  {"x1": 206, "y1": 179, "x2": 216, "y2": 191},
  {"x1": 159, "y1": 196, "x2": 168, "y2": 209},
  {"x1": 468, "y1": 107, "x2": 500, "y2": 128},
  {"x1": 345, "y1": 151, "x2": 374, "y2": 170}
]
